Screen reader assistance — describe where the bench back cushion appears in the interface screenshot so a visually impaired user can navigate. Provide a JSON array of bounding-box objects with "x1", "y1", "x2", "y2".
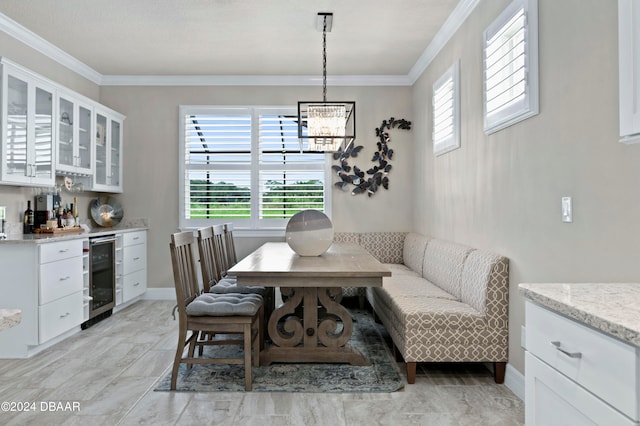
[
  {"x1": 460, "y1": 250, "x2": 508, "y2": 315},
  {"x1": 360, "y1": 232, "x2": 406, "y2": 264},
  {"x1": 422, "y1": 239, "x2": 473, "y2": 299},
  {"x1": 402, "y1": 233, "x2": 430, "y2": 275},
  {"x1": 333, "y1": 232, "x2": 361, "y2": 245}
]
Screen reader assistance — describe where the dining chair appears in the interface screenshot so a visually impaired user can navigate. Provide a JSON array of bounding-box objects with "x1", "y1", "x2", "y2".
[
  {"x1": 197, "y1": 225, "x2": 274, "y2": 331},
  {"x1": 169, "y1": 230, "x2": 263, "y2": 391}
]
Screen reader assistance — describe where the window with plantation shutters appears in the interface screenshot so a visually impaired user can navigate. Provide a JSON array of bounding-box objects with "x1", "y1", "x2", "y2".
[
  {"x1": 433, "y1": 60, "x2": 460, "y2": 156},
  {"x1": 483, "y1": 0, "x2": 538, "y2": 134},
  {"x1": 179, "y1": 106, "x2": 330, "y2": 232}
]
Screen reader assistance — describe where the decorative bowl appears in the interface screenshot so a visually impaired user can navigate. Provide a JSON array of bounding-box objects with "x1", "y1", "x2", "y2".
[{"x1": 90, "y1": 196, "x2": 123, "y2": 227}]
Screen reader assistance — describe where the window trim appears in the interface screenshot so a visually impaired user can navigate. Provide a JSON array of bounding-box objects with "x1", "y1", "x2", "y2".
[
  {"x1": 178, "y1": 105, "x2": 332, "y2": 235},
  {"x1": 432, "y1": 60, "x2": 461, "y2": 156},
  {"x1": 483, "y1": 0, "x2": 539, "y2": 135}
]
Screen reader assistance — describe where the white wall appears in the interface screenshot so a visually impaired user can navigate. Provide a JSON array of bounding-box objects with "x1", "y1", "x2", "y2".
[{"x1": 412, "y1": 0, "x2": 640, "y2": 374}]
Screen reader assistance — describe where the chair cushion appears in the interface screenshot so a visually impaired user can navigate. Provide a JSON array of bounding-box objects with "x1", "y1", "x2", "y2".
[
  {"x1": 209, "y1": 278, "x2": 269, "y2": 296},
  {"x1": 186, "y1": 293, "x2": 263, "y2": 316}
]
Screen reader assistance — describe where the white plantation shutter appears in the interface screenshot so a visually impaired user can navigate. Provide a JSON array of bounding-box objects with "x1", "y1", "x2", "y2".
[
  {"x1": 179, "y1": 106, "x2": 329, "y2": 231},
  {"x1": 483, "y1": 0, "x2": 538, "y2": 134},
  {"x1": 258, "y1": 114, "x2": 325, "y2": 226},
  {"x1": 432, "y1": 60, "x2": 460, "y2": 156}
]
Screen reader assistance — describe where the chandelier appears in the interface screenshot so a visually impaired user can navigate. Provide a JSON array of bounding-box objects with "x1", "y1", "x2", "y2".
[{"x1": 298, "y1": 12, "x2": 356, "y2": 152}]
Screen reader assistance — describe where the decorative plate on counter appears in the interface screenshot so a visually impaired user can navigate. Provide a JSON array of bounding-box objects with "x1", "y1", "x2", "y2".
[{"x1": 90, "y1": 196, "x2": 123, "y2": 227}]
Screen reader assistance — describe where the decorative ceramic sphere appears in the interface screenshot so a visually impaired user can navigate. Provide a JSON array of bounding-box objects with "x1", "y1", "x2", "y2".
[{"x1": 285, "y1": 210, "x2": 334, "y2": 256}]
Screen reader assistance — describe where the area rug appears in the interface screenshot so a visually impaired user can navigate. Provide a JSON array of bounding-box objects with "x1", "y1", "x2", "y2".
[{"x1": 155, "y1": 310, "x2": 403, "y2": 392}]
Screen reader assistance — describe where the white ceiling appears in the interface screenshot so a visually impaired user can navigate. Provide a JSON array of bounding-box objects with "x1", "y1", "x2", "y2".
[{"x1": 0, "y1": 0, "x2": 461, "y2": 79}]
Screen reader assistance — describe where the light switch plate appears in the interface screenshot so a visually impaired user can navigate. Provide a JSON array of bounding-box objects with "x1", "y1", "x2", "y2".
[{"x1": 562, "y1": 196, "x2": 572, "y2": 223}]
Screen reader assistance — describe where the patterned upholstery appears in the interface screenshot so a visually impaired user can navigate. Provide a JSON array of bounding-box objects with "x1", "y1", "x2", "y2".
[
  {"x1": 333, "y1": 232, "x2": 361, "y2": 244},
  {"x1": 402, "y1": 233, "x2": 430, "y2": 275},
  {"x1": 360, "y1": 232, "x2": 406, "y2": 264},
  {"x1": 364, "y1": 233, "x2": 509, "y2": 369},
  {"x1": 422, "y1": 239, "x2": 472, "y2": 299}
]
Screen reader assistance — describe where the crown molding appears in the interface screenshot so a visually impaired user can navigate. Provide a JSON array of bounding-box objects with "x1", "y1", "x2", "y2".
[
  {"x1": 0, "y1": 12, "x2": 103, "y2": 85},
  {"x1": 100, "y1": 74, "x2": 412, "y2": 86},
  {"x1": 1, "y1": 0, "x2": 477, "y2": 88},
  {"x1": 407, "y1": 0, "x2": 482, "y2": 84}
]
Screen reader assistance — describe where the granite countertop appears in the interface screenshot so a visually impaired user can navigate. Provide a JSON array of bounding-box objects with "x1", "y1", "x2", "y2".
[
  {"x1": 0, "y1": 219, "x2": 148, "y2": 244},
  {"x1": 519, "y1": 283, "x2": 640, "y2": 347},
  {"x1": 0, "y1": 309, "x2": 22, "y2": 331}
]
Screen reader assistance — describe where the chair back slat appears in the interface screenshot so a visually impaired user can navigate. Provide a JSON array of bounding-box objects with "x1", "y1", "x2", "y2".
[
  {"x1": 170, "y1": 231, "x2": 200, "y2": 316},
  {"x1": 197, "y1": 226, "x2": 222, "y2": 292},
  {"x1": 223, "y1": 223, "x2": 238, "y2": 267},
  {"x1": 212, "y1": 224, "x2": 229, "y2": 277}
]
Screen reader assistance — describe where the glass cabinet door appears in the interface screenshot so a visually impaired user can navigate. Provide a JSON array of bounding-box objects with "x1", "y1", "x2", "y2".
[
  {"x1": 33, "y1": 86, "x2": 54, "y2": 182},
  {"x1": 57, "y1": 95, "x2": 92, "y2": 174},
  {"x1": 95, "y1": 113, "x2": 108, "y2": 186},
  {"x1": 58, "y1": 97, "x2": 74, "y2": 169},
  {"x1": 78, "y1": 105, "x2": 92, "y2": 170},
  {"x1": 5, "y1": 75, "x2": 28, "y2": 179},
  {"x1": 2, "y1": 70, "x2": 53, "y2": 185},
  {"x1": 110, "y1": 119, "x2": 121, "y2": 187}
]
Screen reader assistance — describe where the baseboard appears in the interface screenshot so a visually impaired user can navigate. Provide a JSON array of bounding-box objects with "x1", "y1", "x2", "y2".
[
  {"x1": 143, "y1": 287, "x2": 175, "y2": 300},
  {"x1": 504, "y1": 362, "x2": 525, "y2": 401}
]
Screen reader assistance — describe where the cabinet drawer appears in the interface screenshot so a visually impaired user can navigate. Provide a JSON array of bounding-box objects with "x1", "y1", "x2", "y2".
[
  {"x1": 39, "y1": 256, "x2": 83, "y2": 305},
  {"x1": 526, "y1": 301, "x2": 639, "y2": 421},
  {"x1": 123, "y1": 231, "x2": 146, "y2": 247},
  {"x1": 525, "y1": 352, "x2": 637, "y2": 426},
  {"x1": 123, "y1": 269, "x2": 146, "y2": 301},
  {"x1": 39, "y1": 239, "x2": 83, "y2": 264},
  {"x1": 123, "y1": 243, "x2": 146, "y2": 275},
  {"x1": 39, "y1": 291, "x2": 83, "y2": 343}
]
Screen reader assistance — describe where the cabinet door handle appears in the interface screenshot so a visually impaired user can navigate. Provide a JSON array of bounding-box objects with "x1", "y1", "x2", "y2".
[
  {"x1": 133, "y1": 257, "x2": 140, "y2": 261},
  {"x1": 59, "y1": 248, "x2": 69, "y2": 253},
  {"x1": 59, "y1": 276, "x2": 71, "y2": 281},
  {"x1": 133, "y1": 282, "x2": 140, "y2": 287},
  {"x1": 550, "y1": 341, "x2": 582, "y2": 359},
  {"x1": 59, "y1": 312, "x2": 70, "y2": 318},
  {"x1": 133, "y1": 236, "x2": 140, "y2": 240}
]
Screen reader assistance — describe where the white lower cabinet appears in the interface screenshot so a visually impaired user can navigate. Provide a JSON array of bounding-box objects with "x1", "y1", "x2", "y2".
[
  {"x1": 0, "y1": 229, "x2": 146, "y2": 358},
  {"x1": 525, "y1": 301, "x2": 640, "y2": 425},
  {"x1": 117, "y1": 230, "x2": 147, "y2": 305},
  {"x1": 38, "y1": 292, "x2": 83, "y2": 344},
  {"x1": 38, "y1": 240, "x2": 84, "y2": 344}
]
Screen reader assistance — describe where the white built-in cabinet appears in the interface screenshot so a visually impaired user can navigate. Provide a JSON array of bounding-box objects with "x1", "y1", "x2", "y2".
[
  {"x1": 118, "y1": 230, "x2": 147, "y2": 304},
  {"x1": 618, "y1": 0, "x2": 640, "y2": 144},
  {"x1": 93, "y1": 107, "x2": 124, "y2": 193},
  {"x1": 0, "y1": 57, "x2": 125, "y2": 192},
  {"x1": 56, "y1": 90, "x2": 93, "y2": 176},
  {"x1": 525, "y1": 301, "x2": 639, "y2": 425},
  {"x1": 0, "y1": 59, "x2": 56, "y2": 186}
]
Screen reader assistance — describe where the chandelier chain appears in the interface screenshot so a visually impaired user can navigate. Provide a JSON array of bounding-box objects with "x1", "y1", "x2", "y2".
[{"x1": 322, "y1": 16, "x2": 327, "y2": 102}]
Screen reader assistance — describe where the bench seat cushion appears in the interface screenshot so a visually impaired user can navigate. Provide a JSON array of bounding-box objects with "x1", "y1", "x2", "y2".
[
  {"x1": 384, "y1": 263, "x2": 421, "y2": 277},
  {"x1": 186, "y1": 293, "x2": 263, "y2": 316},
  {"x1": 209, "y1": 278, "x2": 269, "y2": 296}
]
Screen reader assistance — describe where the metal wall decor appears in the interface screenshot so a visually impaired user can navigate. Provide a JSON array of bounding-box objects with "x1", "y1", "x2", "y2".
[{"x1": 332, "y1": 117, "x2": 411, "y2": 197}]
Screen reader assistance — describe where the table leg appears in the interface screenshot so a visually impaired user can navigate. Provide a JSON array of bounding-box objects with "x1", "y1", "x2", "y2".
[{"x1": 261, "y1": 287, "x2": 368, "y2": 366}]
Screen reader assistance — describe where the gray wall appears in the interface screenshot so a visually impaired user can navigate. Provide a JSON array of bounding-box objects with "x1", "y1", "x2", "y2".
[
  {"x1": 98, "y1": 85, "x2": 413, "y2": 292},
  {"x1": 412, "y1": 0, "x2": 640, "y2": 374}
]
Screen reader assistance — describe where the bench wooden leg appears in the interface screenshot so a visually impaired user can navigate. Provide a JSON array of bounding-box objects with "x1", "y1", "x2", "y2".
[
  {"x1": 406, "y1": 362, "x2": 417, "y2": 384},
  {"x1": 494, "y1": 362, "x2": 506, "y2": 384}
]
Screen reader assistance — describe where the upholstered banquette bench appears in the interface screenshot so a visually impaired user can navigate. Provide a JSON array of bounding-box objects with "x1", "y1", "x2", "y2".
[{"x1": 333, "y1": 232, "x2": 509, "y2": 384}]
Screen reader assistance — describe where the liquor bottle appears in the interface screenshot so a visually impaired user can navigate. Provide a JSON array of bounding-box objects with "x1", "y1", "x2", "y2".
[{"x1": 23, "y1": 200, "x2": 34, "y2": 234}]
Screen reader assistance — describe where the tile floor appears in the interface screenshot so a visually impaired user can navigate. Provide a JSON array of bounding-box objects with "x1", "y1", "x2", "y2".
[{"x1": 0, "y1": 300, "x2": 524, "y2": 425}]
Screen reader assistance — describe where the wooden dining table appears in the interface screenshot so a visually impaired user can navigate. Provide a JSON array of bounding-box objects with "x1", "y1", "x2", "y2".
[{"x1": 228, "y1": 242, "x2": 391, "y2": 366}]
